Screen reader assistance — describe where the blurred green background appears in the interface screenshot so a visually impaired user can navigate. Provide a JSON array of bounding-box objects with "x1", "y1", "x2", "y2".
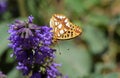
[{"x1": 0, "y1": 0, "x2": 120, "y2": 78}]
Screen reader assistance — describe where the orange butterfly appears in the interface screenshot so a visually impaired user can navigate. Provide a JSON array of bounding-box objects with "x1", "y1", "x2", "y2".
[{"x1": 50, "y1": 14, "x2": 82, "y2": 41}]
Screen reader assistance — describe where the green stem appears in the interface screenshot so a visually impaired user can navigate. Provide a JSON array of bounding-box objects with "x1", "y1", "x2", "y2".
[{"x1": 17, "y1": 0, "x2": 27, "y2": 17}]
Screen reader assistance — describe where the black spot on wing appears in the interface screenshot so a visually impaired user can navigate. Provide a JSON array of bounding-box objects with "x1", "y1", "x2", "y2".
[
  {"x1": 71, "y1": 31, "x2": 73, "y2": 37},
  {"x1": 62, "y1": 34, "x2": 64, "y2": 38},
  {"x1": 64, "y1": 35, "x2": 67, "y2": 38},
  {"x1": 68, "y1": 31, "x2": 70, "y2": 33},
  {"x1": 67, "y1": 34, "x2": 69, "y2": 37}
]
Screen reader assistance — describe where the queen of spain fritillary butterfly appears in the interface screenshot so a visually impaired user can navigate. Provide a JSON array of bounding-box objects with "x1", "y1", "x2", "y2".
[{"x1": 50, "y1": 14, "x2": 82, "y2": 41}]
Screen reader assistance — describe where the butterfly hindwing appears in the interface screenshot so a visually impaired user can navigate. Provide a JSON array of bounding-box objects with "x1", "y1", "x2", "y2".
[{"x1": 57, "y1": 23, "x2": 82, "y2": 39}]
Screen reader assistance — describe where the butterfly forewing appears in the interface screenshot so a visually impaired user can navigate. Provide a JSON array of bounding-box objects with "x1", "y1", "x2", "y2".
[
  {"x1": 50, "y1": 14, "x2": 71, "y2": 37},
  {"x1": 50, "y1": 14, "x2": 82, "y2": 40}
]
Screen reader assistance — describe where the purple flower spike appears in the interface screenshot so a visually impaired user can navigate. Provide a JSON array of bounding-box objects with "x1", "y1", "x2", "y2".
[
  {"x1": 0, "y1": 0, "x2": 7, "y2": 14},
  {"x1": 0, "y1": 71, "x2": 7, "y2": 78},
  {"x1": 8, "y1": 16, "x2": 66, "y2": 78},
  {"x1": 28, "y1": 15, "x2": 34, "y2": 23}
]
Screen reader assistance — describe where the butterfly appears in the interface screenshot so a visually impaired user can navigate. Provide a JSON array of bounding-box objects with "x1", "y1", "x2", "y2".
[{"x1": 50, "y1": 14, "x2": 82, "y2": 41}]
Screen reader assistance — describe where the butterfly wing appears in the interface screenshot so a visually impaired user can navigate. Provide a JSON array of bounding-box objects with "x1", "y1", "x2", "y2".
[
  {"x1": 57, "y1": 23, "x2": 82, "y2": 39},
  {"x1": 50, "y1": 14, "x2": 82, "y2": 40},
  {"x1": 50, "y1": 14, "x2": 71, "y2": 37}
]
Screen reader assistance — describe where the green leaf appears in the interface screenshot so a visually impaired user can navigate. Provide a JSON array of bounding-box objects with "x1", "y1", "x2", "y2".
[
  {"x1": 64, "y1": 0, "x2": 100, "y2": 14},
  {"x1": 6, "y1": 49, "x2": 15, "y2": 63},
  {"x1": 95, "y1": 62, "x2": 115, "y2": 73},
  {"x1": 89, "y1": 73, "x2": 103, "y2": 78},
  {"x1": 87, "y1": 13, "x2": 110, "y2": 26},
  {"x1": 81, "y1": 25, "x2": 108, "y2": 54},
  {"x1": 103, "y1": 73, "x2": 119, "y2": 78},
  {"x1": 84, "y1": 0, "x2": 100, "y2": 9},
  {"x1": 116, "y1": 26, "x2": 120, "y2": 36},
  {"x1": 7, "y1": 68, "x2": 24, "y2": 78},
  {"x1": 65, "y1": 0, "x2": 85, "y2": 14},
  {"x1": 55, "y1": 40, "x2": 92, "y2": 78},
  {"x1": 89, "y1": 73, "x2": 119, "y2": 78},
  {"x1": 0, "y1": 22, "x2": 9, "y2": 56}
]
